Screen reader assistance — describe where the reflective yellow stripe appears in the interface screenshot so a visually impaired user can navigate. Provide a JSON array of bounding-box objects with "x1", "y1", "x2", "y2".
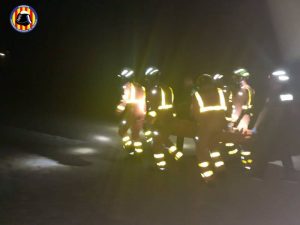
[
  {"x1": 144, "y1": 131, "x2": 152, "y2": 136},
  {"x1": 134, "y1": 142, "x2": 142, "y2": 147},
  {"x1": 210, "y1": 152, "x2": 221, "y2": 158},
  {"x1": 122, "y1": 136, "x2": 130, "y2": 142},
  {"x1": 228, "y1": 149, "x2": 239, "y2": 155},
  {"x1": 225, "y1": 143, "x2": 234, "y2": 147},
  {"x1": 157, "y1": 161, "x2": 166, "y2": 167},
  {"x1": 175, "y1": 151, "x2": 183, "y2": 160},
  {"x1": 168, "y1": 146, "x2": 177, "y2": 154},
  {"x1": 215, "y1": 161, "x2": 224, "y2": 168},
  {"x1": 201, "y1": 170, "x2": 214, "y2": 178},
  {"x1": 146, "y1": 137, "x2": 153, "y2": 143},
  {"x1": 195, "y1": 88, "x2": 227, "y2": 113},
  {"x1": 124, "y1": 141, "x2": 132, "y2": 146},
  {"x1": 154, "y1": 153, "x2": 165, "y2": 159},
  {"x1": 170, "y1": 87, "x2": 174, "y2": 103},
  {"x1": 135, "y1": 148, "x2": 143, "y2": 153},
  {"x1": 242, "y1": 86, "x2": 253, "y2": 110},
  {"x1": 117, "y1": 105, "x2": 125, "y2": 111},
  {"x1": 148, "y1": 111, "x2": 157, "y2": 117},
  {"x1": 198, "y1": 162, "x2": 209, "y2": 168},
  {"x1": 241, "y1": 151, "x2": 251, "y2": 156},
  {"x1": 158, "y1": 87, "x2": 173, "y2": 110},
  {"x1": 247, "y1": 159, "x2": 253, "y2": 164}
]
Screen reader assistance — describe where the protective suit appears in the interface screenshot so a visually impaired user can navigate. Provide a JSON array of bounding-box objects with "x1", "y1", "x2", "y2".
[
  {"x1": 191, "y1": 74, "x2": 227, "y2": 181},
  {"x1": 117, "y1": 68, "x2": 146, "y2": 155},
  {"x1": 143, "y1": 67, "x2": 183, "y2": 171}
]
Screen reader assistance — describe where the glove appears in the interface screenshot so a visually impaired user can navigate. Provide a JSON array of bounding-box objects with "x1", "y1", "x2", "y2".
[{"x1": 251, "y1": 127, "x2": 257, "y2": 134}]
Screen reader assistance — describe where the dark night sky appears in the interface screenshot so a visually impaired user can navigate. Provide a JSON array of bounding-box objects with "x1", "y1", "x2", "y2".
[{"x1": 0, "y1": 0, "x2": 282, "y2": 119}]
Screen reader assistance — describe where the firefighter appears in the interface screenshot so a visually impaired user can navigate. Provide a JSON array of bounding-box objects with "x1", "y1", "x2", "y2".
[
  {"x1": 212, "y1": 74, "x2": 240, "y2": 159},
  {"x1": 225, "y1": 68, "x2": 255, "y2": 169},
  {"x1": 116, "y1": 68, "x2": 146, "y2": 156},
  {"x1": 143, "y1": 66, "x2": 183, "y2": 171},
  {"x1": 251, "y1": 70, "x2": 297, "y2": 181},
  {"x1": 191, "y1": 74, "x2": 227, "y2": 182}
]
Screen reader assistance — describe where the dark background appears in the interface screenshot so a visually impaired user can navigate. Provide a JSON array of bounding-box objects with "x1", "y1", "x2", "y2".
[{"x1": 0, "y1": 0, "x2": 288, "y2": 121}]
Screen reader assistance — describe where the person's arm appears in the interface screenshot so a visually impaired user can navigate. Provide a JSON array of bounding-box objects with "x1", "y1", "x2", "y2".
[{"x1": 116, "y1": 83, "x2": 129, "y2": 113}]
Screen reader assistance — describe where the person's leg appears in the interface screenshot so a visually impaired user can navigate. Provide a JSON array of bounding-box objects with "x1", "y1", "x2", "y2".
[
  {"x1": 152, "y1": 131, "x2": 167, "y2": 171},
  {"x1": 195, "y1": 127, "x2": 214, "y2": 181},
  {"x1": 176, "y1": 136, "x2": 184, "y2": 153},
  {"x1": 131, "y1": 116, "x2": 144, "y2": 155},
  {"x1": 119, "y1": 112, "x2": 135, "y2": 154}
]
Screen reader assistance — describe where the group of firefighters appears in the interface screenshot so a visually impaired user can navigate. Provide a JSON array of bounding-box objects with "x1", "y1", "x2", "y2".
[{"x1": 116, "y1": 66, "x2": 296, "y2": 182}]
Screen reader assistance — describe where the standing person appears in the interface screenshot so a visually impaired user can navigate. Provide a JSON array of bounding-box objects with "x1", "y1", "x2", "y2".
[
  {"x1": 116, "y1": 68, "x2": 146, "y2": 156},
  {"x1": 191, "y1": 74, "x2": 227, "y2": 182},
  {"x1": 143, "y1": 66, "x2": 183, "y2": 171},
  {"x1": 225, "y1": 68, "x2": 255, "y2": 169},
  {"x1": 251, "y1": 70, "x2": 297, "y2": 181}
]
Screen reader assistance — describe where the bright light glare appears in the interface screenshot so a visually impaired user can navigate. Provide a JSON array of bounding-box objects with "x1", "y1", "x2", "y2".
[
  {"x1": 150, "y1": 69, "x2": 159, "y2": 75},
  {"x1": 278, "y1": 75, "x2": 290, "y2": 81},
  {"x1": 121, "y1": 69, "x2": 128, "y2": 75},
  {"x1": 72, "y1": 148, "x2": 96, "y2": 154},
  {"x1": 0, "y1": 53, "x2": 5, "y2": 57},
  {"x1": 145, "y1": 67, "x2": 153, "y2": 75},
  {"x1": 272, "y1": 70, "x2": 286, "y2": 76},
  {"x1": 94, "y1": 135, "x2": 111, "y2": 142},
  {"x1": 213, "y1": 74, "x2": 223, "y2": 80},
  {"x1": 125, "y1": 70, "x2": 134, "y2": 77},
  {"x1": 14, "y1": 156, "x2": 64, "y2": 170},
  {"x1": 280, "y1": 94, "x2": 293, "y2": 101}
]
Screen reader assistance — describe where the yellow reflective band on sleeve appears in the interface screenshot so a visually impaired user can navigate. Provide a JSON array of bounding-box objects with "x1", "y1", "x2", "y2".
[
  {"x1": 201, "y1": 170, "x2": 214, "y2": 178},
  {"x1": 228, "y1": 149, "x2": 239, "y2": 155},
  {"x1": 154, "y1": 153, "x2": 165, "y2": 159},
  {"x1": 210, "y1": 152, "x2": 221, "y2": 158},
  {"x1": 225, "y1": 143, "x2": 234, "y2": 147},
  {"x1": 175, "y1": 151, "x2": 183, "y2": 160},
  {"x1": 198, "y1": 162, "x2": 210, "y2": 168},
  {"x1": 215, "y1": 161, "x2": 225, "y2": 168},
  {"x1": 241, "y1": 151, "x2": 251, "y2": 156},
  {"x1": 124, "y1": 141, "x2": 132, "y2": 146},
  {"x1": 157, "y1": 161, "x2": 167, "y2": 167},
  {"x1": 247, "y1": 159, "x2": 253, "y2": 164},
  {"x1": 168, "y1": 146, "x2": 177, "y2": 154},
  {"x1": 122, "y1": 136, "x2": 130, "y2": 142},
  {"x1": 148, "y1": 111, "x2": 157, "y2": 117},
  {"x1": 242, "y1": 160, "x2": 247, "y2": 164},
  {"x1": 195, "y1": 88, "x2": 227, "y2": 113},
  {"x1": 117, "y1": 105, "x2": 125, "y2": 111}
]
